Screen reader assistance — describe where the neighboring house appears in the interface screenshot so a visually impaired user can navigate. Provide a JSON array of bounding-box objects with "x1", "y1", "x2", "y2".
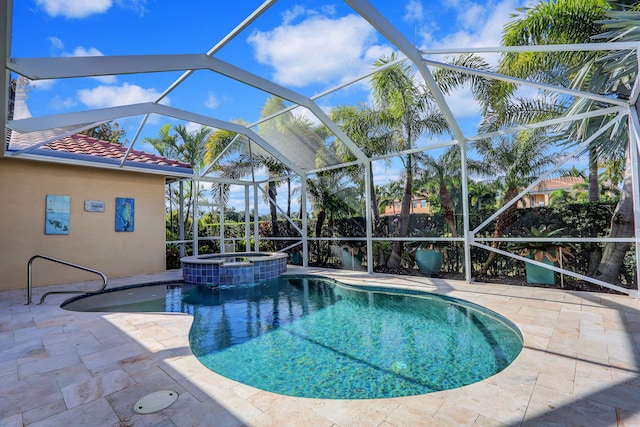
[
  {"x1": 382, "y1": 196, "x2": 432, "y2": 216},
  {"x1": 1, "y1": 91, "x2": 192, "y2": 292},
  {"x1": 520, "y1": 176, "x2": 584, "y2": 208}
]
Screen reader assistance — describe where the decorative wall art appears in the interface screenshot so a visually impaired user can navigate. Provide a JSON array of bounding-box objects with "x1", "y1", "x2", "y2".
[
  {"x1": 45, "y1": 194, "x2": 70, "y2": 235},
  {"x1": 115, "y1": 197, "x2": 135, "y2": 232},
  {"x1": 84, "y1": 200, "x2": 105, "y2": 212}
]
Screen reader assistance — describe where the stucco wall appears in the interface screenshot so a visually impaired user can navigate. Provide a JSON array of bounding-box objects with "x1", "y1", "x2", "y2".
[{"x1": 0, "y1": 157, "x2": 167, "y2": 291}]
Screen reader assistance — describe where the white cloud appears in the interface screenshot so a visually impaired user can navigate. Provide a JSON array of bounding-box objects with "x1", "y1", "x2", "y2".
[
  {"x1": 185, "y1": 122, "x2": 209, "y2": 133},
  {"x1": 47, "y1": 36, "x2": 64, "y2": 51},
  {"x1": 291, "y1": 106, "x2": 323, "y2": 127},
  {"x1": 404, "y1": 0, "x2": 424, "y2": 23},
  {"x1": 78, "y1": 83, "x2": 168, "y2": 108},
  {"x1": 282, "y1": 5, "x2": 306, "y2": 25},
  {"x1": 36, "y1": 0, "x2": 147, "y2": 18},
  {"x1": 68, "y1": 46, "x2": 103, "y2": 57},
  {"x1": 423, "y1": 0, "x2": 524, "y2": 64},
  {"x1": 36, "y1": 0, "x2": 112, "y2": 18},
  {"x1": 205, "y1": 93, "x2": 219, "y2": 109},
  {"x1": 31, "y1": 79, "x2": 56, "y2": 90},
  {"x1": 248, "y1": 11, "x2": 387, "y2": 87},
  {"x1": 371, "y1": 160, "x2": 404, "y2": 186},
  {"x1": 443, "y1": 87, "x2": 482, "y2": 119},
  {"x1": 49, "y1": 95, "x2": 77, "y2": 110},
  {"x1": 115, "y1": 0, "x2": 148, "y2": 16}
]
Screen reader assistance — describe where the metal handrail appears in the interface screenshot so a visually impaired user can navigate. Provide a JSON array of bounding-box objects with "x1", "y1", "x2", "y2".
[{"x1": 27, "y1": 255, "x2": 108, "y2": 305}]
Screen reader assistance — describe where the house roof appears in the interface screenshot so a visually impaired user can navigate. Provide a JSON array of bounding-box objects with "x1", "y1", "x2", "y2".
[
  {"x1": 530, "y1": 176, "x2": 583, "y2": 193},
  {"x1": 6, "y1": 85, "x2": 192, "y2": 175},
  {"x1": 40, "y1": 134, "x2": 192, "y2": 169}
]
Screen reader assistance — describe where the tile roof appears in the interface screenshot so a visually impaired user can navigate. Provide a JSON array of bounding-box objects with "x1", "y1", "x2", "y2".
[
  {"x1": 530, "y1": 176, "x2": 583, "y2": 193},
  {"x1": 40, "y1": 133, "x2": 192, "y2": 169}
]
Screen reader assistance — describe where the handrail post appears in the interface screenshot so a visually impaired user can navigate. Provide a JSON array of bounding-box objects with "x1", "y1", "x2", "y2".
[
  {"x1": 27, "y1": 257, "x2": 34, "y2": 305},
  {"x1": 26, "y1": 255, "x2": 108, "y2": 305}
]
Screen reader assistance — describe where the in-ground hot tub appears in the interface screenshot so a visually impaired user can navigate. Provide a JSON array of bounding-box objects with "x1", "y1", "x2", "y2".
[{"x1": 181, "y1": 252, "x2": 288, "y2": 286}]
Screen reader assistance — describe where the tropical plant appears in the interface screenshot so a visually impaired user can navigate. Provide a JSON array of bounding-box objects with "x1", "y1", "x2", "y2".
[
  {"x1": 414, "y1": 148, "x2": 461, "y2": 237},
  {"x1": 412, "y1": 227, "x2": 450, "y2": 253},
  {"x1": 377, "y1": 180, "x2": 403, "y2": 216},
  {"x1": 306, "y1": 169, "x2": 359, "y2": 263},
  {"x1": 257, "y1": 97, "x2": 322, "y2": 241},
  {"x1": 80, "y1": 121, "x2": 128, "y2": 145},
  {"x1": 370, "y1": 53, "x2": 450, "y2": 269},
  {"x1": 146, "y1": 124, "x2": 183, "y2": 239},
  {"x1": 500, "y1": 0, "x2": 639, "y2": 285},
  {"x1": 467, "y1": 180, "x2": 499, "y2": 210},
  {"x1": 475, "y1": 129, "x2": 560, "y2": 274},
  {"x1": 330, "y1": 103, "x2": 397, "y2": 230},
  {"x1": 146, "y1": 124, "x2": 211, "y2": 238},
  {"x1": 509, "y1": 224, "x2": 576, "y2": 264}
]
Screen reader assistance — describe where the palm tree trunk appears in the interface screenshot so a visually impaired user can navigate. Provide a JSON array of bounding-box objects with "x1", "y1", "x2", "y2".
[
  {"x1": 168, "y1": 182, "x2": 174, "y2": 236},
  {"x1": 588, "y1": 148, "x2": 599, "y2": 202},
  {"x1": 315, "y1": 209, "x2": 326, "y2": 263},
  {"x1": 440, "y1": 184, "x2": 458, "y2": 237},
  {"x1": 326, "y1": 214, "x2": 334, "y2": 263},
  {"x1": 594, "y1": 149, "x2": 634, "y2": 286},
  {"x1": 587, "y1": 149, "x2": 603, "y2": 274},
  {"x1": 369, "y1": 167, "x2": 386, "y2": 267},
  {"x1": 286, "y1": 176, "x2": 291, "y2": 232},
  {"x1": 268, "y1": 180, "x2": 279, "y2": 238},
  {"x1": 387, "y1": 157, "x2": 413, "y2": 269},
  {"x1": 478, "y1": 186, "x2": 520, "y2": 275}
]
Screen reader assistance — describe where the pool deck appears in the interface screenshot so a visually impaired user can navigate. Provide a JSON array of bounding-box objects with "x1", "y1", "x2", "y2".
[{"x1": 1, "y1": 267, "x2": 640, "y2": 426}]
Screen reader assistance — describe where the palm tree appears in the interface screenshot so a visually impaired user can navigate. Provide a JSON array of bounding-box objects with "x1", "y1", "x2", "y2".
[
  {"x1": 204, "y1": 126, "x2": 253, "y2": 208},
  {"x1": 377, "y1": 180, "x2": 403, "y2": 216},
  {"x1": 331, "y1": 105, "x2": 388, "y2": 227},
  {"x1": 371, "y1": 54, "x2": 449, "y2": 269},
  {"x1": 306, "y1": 169, "x2": 357, "y2": 263},
  {"x1": 415, "y1": 148, "x2": 462, "y2": 237},
  {"x1": 144, "y1": 124, "x2": 180, "y2": 237},
  {"x1": 257, "y1": 97, "x2": 321, "y2": 241},
  {"x1": 467, "y1": 180, "x2": 498, "y2": 211},
  {"x1": 549, "y1": 189, "x2": 573, "y2": 206},
  {"x1": 501, "y1": 0, "x2": 615, "y2": 204},
  {"x1": 173, "y1": 124, "x2": 211, "y2": 174},
  {"x1": 145, "y1": 124, "x2": 212, "y2": 239},
  {"x1": 500, "y1": 0, "x2": 638, "y2": 285},
  {"x1": 476, "y1": 129, "x2": 560, "y2": 274}
]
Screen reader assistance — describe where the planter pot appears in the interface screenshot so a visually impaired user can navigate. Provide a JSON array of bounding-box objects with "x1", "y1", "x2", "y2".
[
  {"x1": 415, "y1": 249, "x2": 444, "y2": 275},
  {"x1": 525, "y1": 254, "x2": 555, "y2": 285},
  {"x1": 341, "y1": 248, "x2": 363, "y2": 270}
]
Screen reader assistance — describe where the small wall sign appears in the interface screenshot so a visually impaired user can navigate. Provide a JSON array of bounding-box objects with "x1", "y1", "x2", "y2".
[{"x1": 84, "y1": 200, "x2": 105, "y2": 212}]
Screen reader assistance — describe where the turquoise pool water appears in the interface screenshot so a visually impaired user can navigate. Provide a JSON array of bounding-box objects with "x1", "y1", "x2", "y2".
[{"x1": 63, "y1": 275, "x2": 523, "y2": 399}]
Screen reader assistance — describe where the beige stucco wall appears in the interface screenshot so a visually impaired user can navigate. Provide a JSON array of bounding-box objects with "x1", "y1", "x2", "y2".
[{"x1": 0, "y1": 157, "x2": 167, "y2": 291}]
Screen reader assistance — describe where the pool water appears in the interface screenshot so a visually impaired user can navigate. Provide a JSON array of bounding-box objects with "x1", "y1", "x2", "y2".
[{"x1": 63, "y1": 275, "x2": 523, "y2": 399}]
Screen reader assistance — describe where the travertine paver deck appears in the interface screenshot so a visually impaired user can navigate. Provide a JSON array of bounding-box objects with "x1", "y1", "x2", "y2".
[{"x1": 1, "y1": 267, "x2": 639, "y2": 426}]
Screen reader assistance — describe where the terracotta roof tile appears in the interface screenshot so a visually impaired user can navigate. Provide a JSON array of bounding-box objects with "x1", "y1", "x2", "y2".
[
  {"x1": 40, "y1": 134, "x2": 192, "y2": 169},
  {"x1": 530, "y1": 176, "x2": 583, "y2": 193}
]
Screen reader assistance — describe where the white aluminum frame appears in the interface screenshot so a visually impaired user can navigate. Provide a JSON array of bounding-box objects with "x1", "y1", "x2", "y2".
[{"x1": 3, "y1": 0, "x2": 639, "y2": 294}]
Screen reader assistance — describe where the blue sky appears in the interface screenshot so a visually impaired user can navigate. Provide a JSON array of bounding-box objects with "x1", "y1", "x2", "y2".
[
  {"x1": 11, "y1": 0, "x2": 541, "y2": 213},
  {"x1": 12, "y1": 0, "x2": 526, "y2": 137}
]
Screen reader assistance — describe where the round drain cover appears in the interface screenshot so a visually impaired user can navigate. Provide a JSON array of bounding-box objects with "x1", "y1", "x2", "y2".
[{"x1": 133, "y1": 390, "x2": 179, "y2": 414}]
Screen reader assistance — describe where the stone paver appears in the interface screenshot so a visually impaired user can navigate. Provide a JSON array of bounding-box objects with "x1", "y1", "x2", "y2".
[{"x1": 0, "y1": 268, "x2": 639, "y2": 426}]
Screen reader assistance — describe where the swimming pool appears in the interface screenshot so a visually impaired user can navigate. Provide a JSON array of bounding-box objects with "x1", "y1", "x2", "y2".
[{"x1": 63, "y1": 275, "x2": 523, "y2": 399}]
